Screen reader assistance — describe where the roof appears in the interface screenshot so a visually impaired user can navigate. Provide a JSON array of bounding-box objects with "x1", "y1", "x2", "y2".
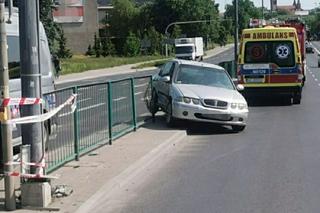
[
  {"x1": 174, "y1": 59, "x2": 225, "y2": 70},
  {"x1": 97, "y1": 0, "x2": 112, "y2": 7},
  {"x1": 243, "y1": 26, "x2": 297, "y2": 33},
  {"x1": 277, "y1": 5, "x2": 296, "y2": 11}
]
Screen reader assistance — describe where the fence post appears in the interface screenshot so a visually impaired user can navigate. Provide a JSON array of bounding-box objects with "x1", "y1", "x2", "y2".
[
  {"x1": 73, "y1": 87, "x2": 80, "y2": 161},
  {"x1": 131, "y1": 78, "x2": 137, "y2": 130},
  {"x1": 108, "y1": 82, "x2": 113, "y2": 145}
]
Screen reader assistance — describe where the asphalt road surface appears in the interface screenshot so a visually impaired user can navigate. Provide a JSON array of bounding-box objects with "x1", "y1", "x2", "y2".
[
  {"x1": 56, "y1": 47, "x2": 235, "y2": 90},
  {"x1": 78, "y1": 43, "x2": 320, "y2": 213}
]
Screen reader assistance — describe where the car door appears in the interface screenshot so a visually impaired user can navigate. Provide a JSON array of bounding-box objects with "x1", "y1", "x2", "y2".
[{"x1": 156, "y1": 61, "x2": 175, "y2": 108}]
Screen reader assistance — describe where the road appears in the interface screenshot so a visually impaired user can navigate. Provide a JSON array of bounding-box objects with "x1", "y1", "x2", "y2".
[
  {"x1": 56, "y1": 47, "x2": 234, "y2": 89},
  {"x1": 47, "y1": 49, "x2": 235, "y2": 163},
  {"x1": 77, "y1": 43, "x2": 320, "y2": 213}
]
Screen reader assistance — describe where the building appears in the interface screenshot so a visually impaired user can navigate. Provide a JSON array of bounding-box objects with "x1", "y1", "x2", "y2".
[
  {"x1": 53, "y1": 0, "x2": 100, "y2": 54},
  {"x1": 271, "y1": 0, "x2": 303, "y2": 13}
]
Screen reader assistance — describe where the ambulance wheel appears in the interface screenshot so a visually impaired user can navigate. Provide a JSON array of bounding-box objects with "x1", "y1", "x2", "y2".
[{"x1": 292, "y1": 94, "x2": 301, "y2": 105}]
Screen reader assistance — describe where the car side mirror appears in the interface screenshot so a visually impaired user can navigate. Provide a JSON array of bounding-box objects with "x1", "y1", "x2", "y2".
[
  {"x1": 236, "y1": 84, "x2": 244, "y2": 91},
  {"x1": 232, "y1": 78, "x2": 238, "y2": 85},
  {"x1": 160, "y1": 76, "x2": 171, "y2": 82}
]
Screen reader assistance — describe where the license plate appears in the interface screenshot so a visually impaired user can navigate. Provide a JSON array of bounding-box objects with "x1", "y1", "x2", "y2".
[
  {"x1": 245, "y1": 78, "x2": 264, "y2": 83},
  {"x1": 243, "y1": 64, "x2": 270, "y2": 70}
]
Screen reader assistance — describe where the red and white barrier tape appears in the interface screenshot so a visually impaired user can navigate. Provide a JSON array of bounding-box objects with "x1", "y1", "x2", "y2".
[
  {"x1": 4, "y1": 171, "x2": 58, "y2": 179},
  {"x1": 4, "y1": 94, "x2": 77, "y2": 125},
  {"x1": 1, "y1": 97, "x2": 43, "y2": 107},
  {"x1": 4, "y1": 161, "x2": 46, "y2": 168}
]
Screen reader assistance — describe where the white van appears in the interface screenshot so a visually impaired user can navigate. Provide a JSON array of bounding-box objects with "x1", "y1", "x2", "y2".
[{"x1": 6, "y1": 7, "x2": 58, "y2": 147}]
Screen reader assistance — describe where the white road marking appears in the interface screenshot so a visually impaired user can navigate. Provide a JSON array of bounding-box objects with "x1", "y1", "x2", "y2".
[
  {"x1": 113, "y1": 97, "x2": 127, "y2": 101},
  {"x1": 135, "y1": 83, "x2": 148, "y2": 88},
  {"x1": 59, "y1": 103, "x2": 106, "y2": 117},
  {"x1": 312, "y1": 74, "x2": 315, "y2": 78},
  {"x1": 134, "y1": 91, "x2": 143, "y2": 95},
  {"x1": 78, "y1": 98, "x2": 91, "y2": 103},
  {"x1": 315, "y1": 79, "x2": 318, "y2": 82}
]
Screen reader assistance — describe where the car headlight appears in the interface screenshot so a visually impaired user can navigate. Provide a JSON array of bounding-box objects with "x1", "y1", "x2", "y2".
[
  {"x1": 192, "y1": 98, "x2": 200, "y2": 105},
  {"x1": 175, "y1": 96, "x2": 200, "y2": 105},
  {"x1": 183, "y1": 97, "x2": 191, "y2": 103},
  {"x1": 231, "y1": 103, "x2": 237, "y2": 109},
  {"x1": 230, "y1": 103, "x2": 248, "y2": 110}
]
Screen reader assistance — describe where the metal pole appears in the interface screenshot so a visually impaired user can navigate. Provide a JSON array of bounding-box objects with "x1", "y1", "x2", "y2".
[
  {"x1": 234, "y1": 0, "x2": 239, "y2": 67},
  {"x1": 19, "y1": 0, "x2": 43, "y2": 174},
  {"x1": 0, "y1": 0, "x2": 16, "y2": 210},
  {"x1": 262, "y1": 0, "x2": 264, "y2": 20}
]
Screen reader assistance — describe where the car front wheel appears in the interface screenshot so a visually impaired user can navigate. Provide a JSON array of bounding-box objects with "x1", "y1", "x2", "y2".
[
  {"x1": 165, "y1": 102, "x2": 176, "y2": 127},
  {"x1": 231, "y1": 125, "x2": 246, "y2": 132}
]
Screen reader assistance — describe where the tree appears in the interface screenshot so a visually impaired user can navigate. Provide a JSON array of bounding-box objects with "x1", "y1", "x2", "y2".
[
  {"x1": 110, "y1": 0, "x2": 139, "y2": 54},
  {"x1": 93, "y1": 33, "x2": 102, "y2": 57},
  {"x1": 224, "y1": 0, "x2": 262, "y2": 34},
  {"x1": 101, "y1": 37, "x2": 116, "y2": 57},
  {"x1": 123, "y1": 32, "x2": 140, "y2": 56},
  {"x1": 148, "y1": 0, "x2": 220, "y2": 43},
  {"x1": 56, "y1": 28, "x2": 72, "y2": 59},
  {"x1": 86, "y1": 45, "x2": 95, "y2": 56},
  {"x1": 39, "y1": 0, "x2": 61, "y2": 54}
]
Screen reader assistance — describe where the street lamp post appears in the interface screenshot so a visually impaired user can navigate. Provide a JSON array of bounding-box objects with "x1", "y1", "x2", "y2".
[{"x1": 234, "y1": 0, "x2": 239, "y2": 71}]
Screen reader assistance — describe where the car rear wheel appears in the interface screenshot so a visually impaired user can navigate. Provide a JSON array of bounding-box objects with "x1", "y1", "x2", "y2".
[{"x1": 231, "y1": 125, "x2": 246, "y2": 132}]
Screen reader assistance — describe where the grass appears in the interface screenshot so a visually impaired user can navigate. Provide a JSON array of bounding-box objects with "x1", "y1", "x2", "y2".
[{"x1": 61, "y1": 55, "x2": 167, "y2": 75}]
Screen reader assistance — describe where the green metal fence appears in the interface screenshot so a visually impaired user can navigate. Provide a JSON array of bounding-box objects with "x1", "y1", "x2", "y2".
[{"x1": 45, "y1": 76, "x2": 152, "y2": 173}]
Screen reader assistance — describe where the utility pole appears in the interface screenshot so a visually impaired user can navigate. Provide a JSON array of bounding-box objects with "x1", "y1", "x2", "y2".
[
  {"x1": 19, "y1": 0, "x2": 43, "y2": 173},
  {"x1": 0, "y1": 0, "x2": 16, "y2": 210},
  {"x1": 262, "y1": 0, "x2": 264, "y2": 20},
  {"x1": 234, "y1": 0, "x2": 239, "y2": 70}
]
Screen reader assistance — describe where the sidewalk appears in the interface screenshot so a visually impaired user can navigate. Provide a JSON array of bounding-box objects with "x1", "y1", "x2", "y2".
[
  {"x1": 0, "y1": 44, "x2": 233, "y2": 212},
  {"x1": 56, "y1": 44, "x2": 233, "y2": 85},
  {"x1": 1, "y1": 119, "x2": 187, "y2": 212}
]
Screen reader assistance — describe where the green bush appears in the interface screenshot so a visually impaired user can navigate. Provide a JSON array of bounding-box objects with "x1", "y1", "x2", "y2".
[{"x1": 123, "y1": 32, "x2": 140, "y2": 57}]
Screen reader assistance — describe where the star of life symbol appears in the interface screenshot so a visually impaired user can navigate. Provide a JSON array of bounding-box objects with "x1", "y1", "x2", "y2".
[{"x1": 276, "y1": 44, "x2": 290, "y2": 59}]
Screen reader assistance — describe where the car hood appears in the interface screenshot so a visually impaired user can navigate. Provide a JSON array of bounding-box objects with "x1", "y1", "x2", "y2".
[{"x1": 174, "y1": 84, "x2": 246, "y2": 103}]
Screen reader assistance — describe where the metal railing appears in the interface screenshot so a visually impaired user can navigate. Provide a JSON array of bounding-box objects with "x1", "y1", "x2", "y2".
[{"x1": 44, "y1": 75, "x2": 153, "y2": 173}]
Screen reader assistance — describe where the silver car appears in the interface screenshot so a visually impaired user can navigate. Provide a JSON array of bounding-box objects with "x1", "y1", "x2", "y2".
[{"x1": 149, "y1": 59, "x2": 249, "y2": 132}]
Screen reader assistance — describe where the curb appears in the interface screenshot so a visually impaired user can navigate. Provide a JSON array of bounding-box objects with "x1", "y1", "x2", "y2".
[{"x1": 75, "y1": 130, "x2": 186, "y2": 213}]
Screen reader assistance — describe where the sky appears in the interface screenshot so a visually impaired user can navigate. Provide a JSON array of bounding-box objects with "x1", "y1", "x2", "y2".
[{"x1": 215, "y1": 0, "x2": 318, "y2": 12}]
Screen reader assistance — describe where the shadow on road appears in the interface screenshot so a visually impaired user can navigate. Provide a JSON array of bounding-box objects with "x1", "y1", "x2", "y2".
[
  {"x1": 185, "y1": 122, "x2": 236, "y2": 135},
  {"x1": 143, "y1": 115, "x2": 237, "y2": 136}
]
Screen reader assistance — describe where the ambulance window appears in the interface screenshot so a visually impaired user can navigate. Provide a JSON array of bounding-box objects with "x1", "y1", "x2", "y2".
[
  {"x1": 7, "y1": 35, "x2": 21, "y2": 79},
  {"x1": 245, "y1": 41, "x2": 295, "y2": 67}
]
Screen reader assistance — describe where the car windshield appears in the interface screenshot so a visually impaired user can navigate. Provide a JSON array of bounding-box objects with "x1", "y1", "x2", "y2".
[
  {"x1": 175, "y1": 64, "x2": 234, "y2": 90},
  {"x1": 175, "y1": 46, "x2": 194, "y2": 54},
  {"x1": 244, "y1": 41, "x2": 295, "y2": 67}
]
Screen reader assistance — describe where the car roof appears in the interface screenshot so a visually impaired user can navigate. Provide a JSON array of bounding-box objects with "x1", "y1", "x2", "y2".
[{"x1": 172, "y1": 59, "x2": 225, "y2": 71}]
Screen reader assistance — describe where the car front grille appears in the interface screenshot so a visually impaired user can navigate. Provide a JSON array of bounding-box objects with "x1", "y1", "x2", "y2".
[
  {"x1": 194, "y1": 113, "x2": 232, "y2": 121},
  {"x1": 202, "y1": 99, "x2": 228, "y2": 109}
]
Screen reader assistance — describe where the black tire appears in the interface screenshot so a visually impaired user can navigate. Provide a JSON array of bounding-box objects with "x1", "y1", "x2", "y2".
[
  {"x1": 318, "y1": 63, "x2": 320, "y2": 68},
  {"x1": 292, "y1": 96, "x2": 301, "y2": 104},
  {"x1": 165, "y1": 102, "x2": 176, "y2": 127},
  {"x1": 231, "y1": 125, "x2": 246, "y2": 132},
  {"x1": 149, "y1": 90, "x2": 159, "y2": 115},
  {"x1": 292, "y1": 91, "x2": 301, "y2": 105}
]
